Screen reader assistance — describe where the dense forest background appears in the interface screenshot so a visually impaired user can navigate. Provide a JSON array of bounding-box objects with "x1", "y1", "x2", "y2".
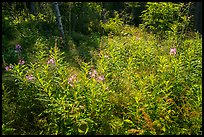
[
  {"x1": 2, "y1": 2, "x2": 202, "y2": 135},
  {"x1": 2, "y1": 2, "x2": 202, "y2": 41}
]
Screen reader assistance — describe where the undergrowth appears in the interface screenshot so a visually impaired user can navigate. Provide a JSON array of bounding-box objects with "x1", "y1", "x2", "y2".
[
  {"x1": 2, "y1": 25, "x2": 202, "y2": 135},
  {"x1": 2, "y1": 2, "x2": 202, "y2": 135}
]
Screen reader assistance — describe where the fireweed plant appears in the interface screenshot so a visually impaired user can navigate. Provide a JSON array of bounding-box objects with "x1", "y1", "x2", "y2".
[
  {"x1": 4, "y1": 44, "x2": 23, "y2": 71},
  {"x1": 2, "y1": 26, "x2": 202, "y2": 135}
]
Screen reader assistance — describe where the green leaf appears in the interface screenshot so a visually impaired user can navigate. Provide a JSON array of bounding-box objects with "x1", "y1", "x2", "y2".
[
  {"x1": 124, "y1": 119, "x2": 133, "y2": 124},
  {"x1": 162, "y1": 126, "x2": 166, "y2": 132},
  {"x1": 78, "y1": 128, "x2": 84, "y2": 134}
]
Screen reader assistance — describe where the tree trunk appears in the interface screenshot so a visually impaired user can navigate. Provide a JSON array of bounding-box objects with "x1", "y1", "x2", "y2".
[
  {"x1": 194, "y1": 2, "x2": 202, "y2": 34},
  {"x1": 69, "y1": 3, "x2": 72, "y2": 37},
  {"x1": 53, "y1": 2, "x2": 65, "y2": 40},
  {"x1": 30, "y1": 2, "x2": 37, "y2": 15}
]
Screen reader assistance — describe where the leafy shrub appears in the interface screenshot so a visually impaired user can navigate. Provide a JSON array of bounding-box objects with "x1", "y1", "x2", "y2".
[
  {"x1": 100, "y1": 11, "x2": 124, "y2": 35},
  {"x1": 3, "y1": 41, "x2": 111, "y2": 134},
  {"x1": 2, "y1": 2, "x2": 58, "y2": 68},
  {"x1": 140, "y1": 2, "x2": 193, "y2": 36}
]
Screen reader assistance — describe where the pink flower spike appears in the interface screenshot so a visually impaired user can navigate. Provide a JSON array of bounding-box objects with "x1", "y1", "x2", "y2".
[
  {"x1": 5, "y1": 66, "x2": 9, "y2": 71},
  {"x1": 50, "y1": 59, "x2": 55, "y2": 64},
  {"x1": 26, "y1": 75, "x2": 35, "y2": 81},
  {"x1": 97, "y1": 75, "x2": 105, "y2": 81},
  {"x1": 19, "y1": 60, "x2": 25, "y2": 65},
  {"x1": 89, "y1": 71, "x2": 92, "y2": 75},
  {"x1": 93, "y1": 69, "x2": 97, "y2": 74},
  {"x1": 47, "y1": 58, "x2": 55, "y2": 64},
  {"x1": 68, "y1": 75, "x2": 77, "y2": 87},
  {"x1": 170, "y1": 48, "x2": 176, "y2": 55},
  {"x1": 15, "y1": 44, "x2": 22, "y2": 50},
  {"x1": 90, "y1": 69, "x2": 98, "y2": 77},
  {"x1": 9, "y1": 65, "x2": 13, "y2": 69}
]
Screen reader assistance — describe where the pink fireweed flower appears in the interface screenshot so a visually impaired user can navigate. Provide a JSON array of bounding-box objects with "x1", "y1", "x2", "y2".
[
  {"x1": 15, "y1": 44, "x2": 22, "y2": 50},
  {"x1": 5, "y1": 66, "x2": 10, "y2": 71},
  {"x1": 26, "y1": 74, "x2": 35, "y2": 81},
  {"x1": 89, "y1": 69, "x2": 98, "y2": 78},
  {"x1": 104, "y1": 55, "x2": 109, "y2": 58},
  {"x1": 50, "y1": 58, "x2": 55, "y2": 64},
  {"x1": 5, "y1": 65, "x2": 14, "y2": 71},
  {"x1": 18, "y1": 59, "x2": 25, "y2": 65},
  {"x1": 68, "y1": 75, "x2": 77, "y2": 87},
  {"x1": 97, "y1": 75, "x2": 105, "y2": 82},
  {"x1": 9, "y1": 65, "x2": 13, "y2": 69},
  {"x1": 170, "y1": 48, "x2": 176, "y2": 55},
  {"x1": 47, "y1": 58, "x2": 55, "y2": 64},
  {"x1": 68, "y1": 82, "x2": 74, "y2": 87}
]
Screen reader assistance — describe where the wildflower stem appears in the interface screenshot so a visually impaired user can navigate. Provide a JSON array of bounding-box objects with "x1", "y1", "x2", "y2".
[
  {"x1": 18, "y1": 52, "x2": 20, "y2": 60},
  {"x1": 2, "y1": 55, "x2": 6, "y2": 67}
]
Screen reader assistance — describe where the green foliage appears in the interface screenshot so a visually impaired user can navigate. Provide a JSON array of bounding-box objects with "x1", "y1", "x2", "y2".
[
  {"x1": 2, "y1": 2, "x2": 59, "y2": 67},
  {"x1": 100, "y1": 11, "x2": 124, "y2": 35},
  {"x1": 3, "y1": 26, "x2": 202, "y2": 135},
  {"x1": 60, "y1": 2, "x2": 103, "y2": 35},
  {"x1": 122, "y1": 2, "x2": 146, "y2": 25},
  {"x1": 140, "y1": 2, "x2": 193, "y2": 36},
  {"x1": 2, "y1": 2, "x2": 202, "y2": 135}
]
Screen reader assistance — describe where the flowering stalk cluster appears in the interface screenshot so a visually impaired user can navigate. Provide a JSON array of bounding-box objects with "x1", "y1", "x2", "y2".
[
  {"x1": 89, "y1": 69, "x2": 105, "y2": 82},
  {"x1": 14, "y1": 44, "x2": 25, "y2": 65},
  {"x1": 18, "y1": 59, "x2": 25, "y2": 65},
  {"x1": 68, "y1": 75, "x2": 77, "y2": 87},
  {"x1": 5, "y1": 65, "x2": 13, "y2": 71},
  {"x1": 89, "y1": 69, "x2": 98, "y2": 78},
  {"x1": 26, "y1": 74, "x2": 35, "y2": 81},
  {"x1": 47, "y1": 58, "x2": 55, "y2": 64},
  {"x1": 15, "y1": 44, "x2": 22, "y2": 60},
  {"x1": 5, "y1": 44, "x2": 25, "y2": 70},
  {"x1": 15, "y1": 44, "x2": 22, "y2": 51},
  {"x1": 170, "y1": 48, "x2": 176, "y2": 55}
]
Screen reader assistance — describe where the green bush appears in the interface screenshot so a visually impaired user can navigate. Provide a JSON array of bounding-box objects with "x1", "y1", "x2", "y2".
[
  {"x1": 100, "y1": 11, "x2": 124, "y2": 35},
  {"x1": 140, "y1": 2, "x2": 193, "y2": 36}
]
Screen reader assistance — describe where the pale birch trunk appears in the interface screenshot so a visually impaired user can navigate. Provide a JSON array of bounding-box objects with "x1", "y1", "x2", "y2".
[{"x1": 53, "y1": 2, "x2": 65, "y2": 40}]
